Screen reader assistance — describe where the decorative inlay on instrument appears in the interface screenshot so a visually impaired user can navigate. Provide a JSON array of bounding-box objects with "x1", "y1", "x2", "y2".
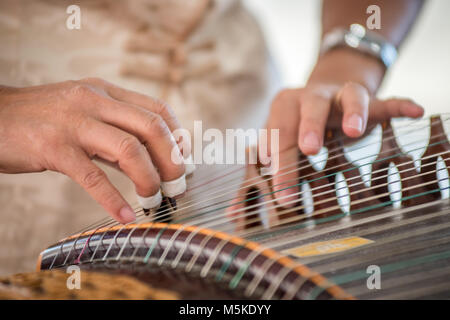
[{"x1": 38, "y1": 114, "x2": 450, "y2": 299}]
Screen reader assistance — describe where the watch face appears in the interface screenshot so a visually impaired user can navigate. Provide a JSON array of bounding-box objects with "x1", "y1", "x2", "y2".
[{"x1": 322, "y1": 26, "x2": 397, "y2": 69}]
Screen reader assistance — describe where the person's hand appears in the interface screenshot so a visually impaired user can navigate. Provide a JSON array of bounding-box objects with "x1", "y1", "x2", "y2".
[
  {"x1": 226, "y1": 47, "x2": 426, "y2": 222},
  {"x1": 0, "y1": 78, "x2": 189, "y2": 223},
  {"x1": 260, "y1": 81, "x2": 424, "y2": 207},
  {"x1": 226, "y1": 81, "x2": 424, "y2": 223}
]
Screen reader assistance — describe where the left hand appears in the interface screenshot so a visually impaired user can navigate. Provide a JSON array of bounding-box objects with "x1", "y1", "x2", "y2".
[{"x1": 226, "y1": 80, "x2": 424, "y2": 219}]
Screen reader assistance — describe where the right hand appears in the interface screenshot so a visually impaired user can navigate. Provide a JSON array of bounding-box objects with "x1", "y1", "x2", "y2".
[{"x1": 0, "y1": 78, "x2": 188, "y2": 223}]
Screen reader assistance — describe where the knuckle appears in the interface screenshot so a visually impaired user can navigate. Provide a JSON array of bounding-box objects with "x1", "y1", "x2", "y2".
[
  {"x1": 343, "y1": 81, "x2": 365, "y2": 93},
  {"x1": 295, "y1": 87, "x2": 306, "y2": 98},
  {"x1": 81, "y1": 77, "x2": 108, "y2": 87},
  {"x1": 153, "y1": 99, "x2": 171, "y2": 114},
  {"x1": 118, "y1": 136, "x2": 143, "y2": 160},
  {"x1": 153, "y1": 99, "x2": 176, "y2": 117},
  {"x1": 145, "y1": 113, "x2": 170, "y2": 138},
  {"x1": 273, "y1": 89, "x2": 291, "y2": 104},
  {"x1": 400, "y1": 98, "x2": 414, "y2": 105},
  {"x1": 299, "y1": 90, "x2": 315, "y2": 102},
  {"x1": 42, "y1": 144, "x2": 71, "y2": 172},
  {"x1": 271, "y1": 93, "x2": 287, "y2": 113},
  {"x1": 67, "y1": 83, "x2": 93, "y2": 99},
  {"x1": 271, "y1": 89, "x2": 300, "y2": 113},
  {"x1": 154, "y1": 100, "x2": 178, "y2": 123},
  {"x1": 100, "y1": 189, "x2": 120, "y2": 207},
  {"x1": 341, "y1": 82, "x2": 369, "y2": 108},
  {"x1": 81, "y1": 168, "x2": 106, "y2": 190},
  {"x1": 147, "y1": 177, "x2": 161, "y2": 195},
  {"x1": 71, "y1": 114, "x2": 89, "y2": 132}
]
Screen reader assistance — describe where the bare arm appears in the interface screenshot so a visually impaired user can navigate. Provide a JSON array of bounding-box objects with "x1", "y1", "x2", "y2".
[
  {"x1": 229, "y1": 1, "x2": 427, "y2": 212},
  {"x1": 311, "y1": 0, "x2": 425, "y2": 94}
]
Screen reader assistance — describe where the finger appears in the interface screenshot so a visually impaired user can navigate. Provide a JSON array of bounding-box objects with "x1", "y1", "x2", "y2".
[
  {"x1": 368, "y1": 98, "x2": 424, "y2": 121},
  {"x1": 104, "y1": 82, "x2": 181, "y2": 133},
  {"x1": 77, "y1": 118, "x2": 162, "y2": 203},
  {"x1": 87, "y1": 97, "x2": 186, "y2": 187},
  {"x1": 265, "y1": 89, "x2": 301, "y2": 156},
  {"x1": 225, "y1": 186, "x2": 248, "y2": 223},
  {"x1": 82, "y1": 78, "x2": 195, "y2": 174},
  {"x1": 225, "y1": 153, "x2": 263, "y2": 231},
  {"x1": 337, "y1": 82, "x2": 370, "y2": 138},
  {"x1": 58, "y1": 147, "x2": 136, "y2": 224},
  {"x1": 82, "y1": 78, "x2": 185, "y2": 145},
  {"x1": 271, "y1": 147, "x2": 301, "y2": 208},
  {"x1": 265, "y1": 89, "x2": 301, "y2": 208},
  {"x1": 298, "y1": 93, "x2": 331, "y2": 155}
]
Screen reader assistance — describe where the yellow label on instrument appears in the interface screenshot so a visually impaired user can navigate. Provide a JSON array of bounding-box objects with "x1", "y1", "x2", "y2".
[{"x1": 283, "y1": 237, "x2": 374, "y2": 258}]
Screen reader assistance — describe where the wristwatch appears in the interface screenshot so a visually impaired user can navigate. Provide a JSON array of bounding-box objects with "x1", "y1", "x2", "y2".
[{"x1": 320, "y1": 23, "x2": 398, "y2": 69}]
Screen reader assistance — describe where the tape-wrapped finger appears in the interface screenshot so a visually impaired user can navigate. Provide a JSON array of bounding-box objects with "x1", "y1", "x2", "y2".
[
  {"x1": 161, "y1": 174, "x2": 186, "y2": 198},
  {"x1": 137, "y1": 189, "x2": 163, "y2": 210}
]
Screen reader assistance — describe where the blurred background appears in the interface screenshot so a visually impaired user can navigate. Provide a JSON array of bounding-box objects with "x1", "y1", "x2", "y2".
[
  {"x1": 0, "y1": 0, "x2": 448, "y2": 277},
  {"x1": 244, "y1": 0, "x2": 450, "y2": 115}
]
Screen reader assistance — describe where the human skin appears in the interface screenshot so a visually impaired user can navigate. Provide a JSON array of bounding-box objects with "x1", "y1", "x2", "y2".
[
  {"x1": 0, "y1": 1, "x2": 427, "y2": 223},
  {"x1": 228, "y1": 0, "x2": 426, "y2": 211},
  {"x1": 0, "y1": 78, "x2": 187, "y2": 223}
]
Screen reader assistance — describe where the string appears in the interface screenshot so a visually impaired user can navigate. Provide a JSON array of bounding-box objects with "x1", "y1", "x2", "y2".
[
  {"x1": 75, "y1": 115, "x2": 449, "y2": 239},
  {"x1": 186, "y1": 166, "x2": 244, "y2": 192},
  {"x1": 163, "y1": 152, "x2": 448, "y2": 233},
  {"x1": 248, "y1": 178, "x2": 450, "y2": 249},
  {"x1": 134, "y1": 118, "x2": 449, "y2": 226},
  {"x1": 74, "y1": 152, "x2": 442, "y2": 268},
  {"x1": 212, "y1": 159, "x2": 450, "y2": 235},
  {"x1": 75, "y1": 148, "x2": 446, "y2": 255},
  {"x1": 181, "y1": 163, "x2": 450, "y2": 236},
  {"x1": 308, "y1": 212, "x2": 450, "y2": 272},
  {"x1": 181, "y1": 115, "x2": 443, "y2": 196},
  {"x1": 147, "y1": 139, "x2": 449, "y2": 229},
  {"x1": 79, "y1": 136, "x2": 447, "y2": 244},
  {"x1": 48, "y1": 177, "x2": 449, "y2": 296},
  {"x1": 177, "y1": 115, "x2": 449, "y2": 202},
  {"x1": 273, "y1": 199, "x2": 450, "y2": 257},
  {"x1": 80, "y1": 117, "x2": 448, "y2": 233},
  {"x1": 87, "y1": 113, "x2": 431, "y2": 232},
  {"x1": 44, "y1": 118, "x2": 450, "y2": 298}
]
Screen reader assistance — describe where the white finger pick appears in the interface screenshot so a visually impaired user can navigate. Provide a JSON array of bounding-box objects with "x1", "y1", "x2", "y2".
[
  {"x1": 137, "y1": 189, "x2": 162, "y2": 210},
  {"x1": 161, "y1": 174, "x2": 186, "y2": 198}
]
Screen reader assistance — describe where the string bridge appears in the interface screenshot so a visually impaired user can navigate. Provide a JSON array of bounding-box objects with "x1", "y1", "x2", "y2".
[{"x1": 238, "y1": 115, "x2": 450, "y2": 231}]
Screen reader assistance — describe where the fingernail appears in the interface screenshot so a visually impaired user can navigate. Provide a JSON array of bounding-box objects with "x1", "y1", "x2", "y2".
[
  {"x1": 161, "y1": 174, "x2": 186, "y2": 198},
  {"x1": 119, "y1": 206, "x2": 136, "y2": 223},
  {"x1": 303, "y1": 132, "x2": 320, "y2": 149},
  {"x1": 347, "y1": 114, "x2": 363, "y2": 132},
  {"x1": 411, "y1": 104, "x2": 424, "y2": 117},
  {"x1": 137, "y1": 189, "x2": 162, "y2": 210},
  {"x1": 184, "y1": 154, "x2": 196, "y2": 175}
]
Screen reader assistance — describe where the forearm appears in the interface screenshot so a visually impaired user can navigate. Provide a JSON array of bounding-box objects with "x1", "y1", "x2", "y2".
[{"x1": 308, "y1": 0, "x2": 425, "y2": 94}]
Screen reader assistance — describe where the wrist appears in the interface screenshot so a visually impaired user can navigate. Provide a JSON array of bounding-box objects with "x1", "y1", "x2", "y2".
[{"x1": 307, "y1": 47, "x2": 387, "y2": 95}]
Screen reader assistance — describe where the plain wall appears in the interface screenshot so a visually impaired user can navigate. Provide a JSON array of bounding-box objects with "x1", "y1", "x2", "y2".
[{"x1": 243, "y1": 0, "x2": 450, "y2": 115}]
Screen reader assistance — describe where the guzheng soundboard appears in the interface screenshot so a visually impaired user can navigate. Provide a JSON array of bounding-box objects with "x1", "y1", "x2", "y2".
[{"x1": 38, "y1": 114, "x2": 450, "y2": 299}]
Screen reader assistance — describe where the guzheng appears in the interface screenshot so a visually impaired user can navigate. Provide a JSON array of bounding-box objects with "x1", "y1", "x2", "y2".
[{"x1": 37, "y1": 114, "x2": 450, "y2": 299}]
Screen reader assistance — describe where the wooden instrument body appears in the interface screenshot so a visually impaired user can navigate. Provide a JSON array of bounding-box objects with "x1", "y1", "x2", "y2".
[{"x1": 38, "y1": 115, "x2": 450, "y2": 299}]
